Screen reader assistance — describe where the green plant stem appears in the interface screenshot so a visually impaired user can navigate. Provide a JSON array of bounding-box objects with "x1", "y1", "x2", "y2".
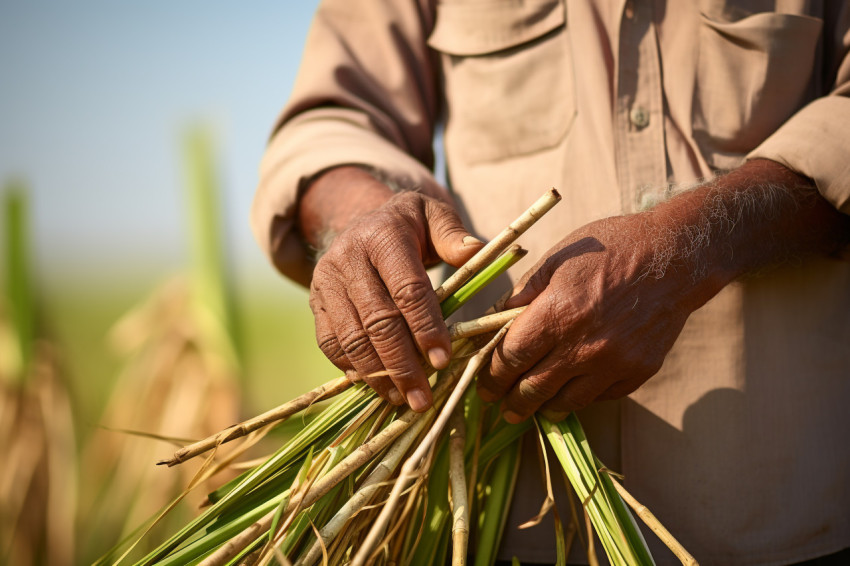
[
  {"x1": 538, "y1": 414, "x2": 655, "y2": 566},
  {"x1": 434, "y1": 188, "x2": 561, "y2": 301},
  {"x1": 183, "y1": 127, "x2": 241, "y2": 368},
  {"x1": 473, "y1": 439, "x2": 522, "y2": 566},
  {"x1": 440, "y1": 246, "x2": 527, "y2": 318},
  {"x1": 3, "y1": 182, "x2": 35, "y2": 384}
]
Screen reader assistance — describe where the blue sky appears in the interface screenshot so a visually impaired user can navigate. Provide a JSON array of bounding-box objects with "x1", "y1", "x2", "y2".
[{"x1": 0, "y1": 1, "x2": 320, "y2": 288}]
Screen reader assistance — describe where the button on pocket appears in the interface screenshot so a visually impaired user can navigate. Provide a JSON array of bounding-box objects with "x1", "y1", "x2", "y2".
[{"x1": 428, "y1": 0, "x2": 575, "y2": 165}]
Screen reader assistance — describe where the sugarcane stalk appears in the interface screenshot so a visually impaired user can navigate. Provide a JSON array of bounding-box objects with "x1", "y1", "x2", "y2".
[
  {"x1": 608, "y1": 478, "x2": 698, "y2": 566},
  {"x1": 198, "y1": 376, "x2": 458, "y2": 566},
  {"x1": 296, "y1": 409, "x2": 435, "y2": 566},
  {"x1": 448, "y1": 408, "x2": 469, "y2": 566},
  {"x1": 440, "y1": 245, "x2": 526, "y2": 318},
  {"x1": 434, "y1": 188, "x2": 561, "y2": 302},
  {"x1": 162, "y1": 299, "x2": 517, "y2": 469},
  {"x1": 539, "y1": 414, "x2": 655, "y2": 566},
  {"x1": 472, "y1": 438, "x2": 522, "y2": 566},
  {"x1": 447, "y1": 307, "x2": 526, "y2": 341},
  {"x1": 351, "y1": 321, "x2": 513, "y2": 566},
  {"x1": 159, "y1": 376, "x2": 351, "y2": 466}
]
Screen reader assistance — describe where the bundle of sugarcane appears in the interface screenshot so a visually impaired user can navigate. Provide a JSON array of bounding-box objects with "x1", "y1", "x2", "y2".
[{"x1": 117, "y1": 189, "x2": 696, "y2": 566}]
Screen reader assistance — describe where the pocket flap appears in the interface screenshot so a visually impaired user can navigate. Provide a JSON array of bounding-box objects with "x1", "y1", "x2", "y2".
[
  {"x1": 427, "y1": 0, "x2": 565, "y2": 56},
  {"x1": 700, "y1": 11, "x2": 822, "y2": 47}
]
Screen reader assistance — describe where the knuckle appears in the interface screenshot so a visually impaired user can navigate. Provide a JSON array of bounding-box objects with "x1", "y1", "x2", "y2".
[
  {"x1": 317, "y1": 334, "x2": 345, "y2": 362},
  {"x1": 394, "y1": 191, "x2": 423, "y2": 207},
  {"x1": 362, "y1": 313, "x2": 419, "y2": 372},
  {"x1": 495, "y1": 342, "x2": 537, "y2": 372},
  {"x1": 338, "y1": 328, "x2": 373, "y2": 360},
  {"x1": 517, "y1": 377, "x2": 559, "y2": 405},
  {"x1": 387, "y1": 367, "x2": 422, "y2": 388},
  {"x1": 363, "y1": 311, "x2": 406, "y2": 341},
  {"x1": 427, "y1": 202, "x2": 463, "y2": 232},
  {"x1": 391, "y1": 278, "x2": 431, "y2": 312}
]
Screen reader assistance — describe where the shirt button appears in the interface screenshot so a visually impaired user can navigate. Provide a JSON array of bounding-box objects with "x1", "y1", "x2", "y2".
[{"x1": 630, "y1": 106, "x2": 650, "y2": 129}]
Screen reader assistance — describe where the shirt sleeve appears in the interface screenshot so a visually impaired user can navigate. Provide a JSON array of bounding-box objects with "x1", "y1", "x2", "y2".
[
  {"x1": 748, "y1": 5, "x2": 850, "y2": 215},
  {"x1": 251, "y1": 0, "x2": 440, "y2": 283}
]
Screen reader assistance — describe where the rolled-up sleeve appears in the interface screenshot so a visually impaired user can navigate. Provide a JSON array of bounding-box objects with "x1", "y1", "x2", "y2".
[
  {"x1": 252, "y1": 0, "x2": 439, "y2": 282},
  {"x1": 748, "y1": 6, "x2": 850, "y2": 214}
]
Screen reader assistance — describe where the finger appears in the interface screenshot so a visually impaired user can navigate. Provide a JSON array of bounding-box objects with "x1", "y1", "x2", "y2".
[
  {"x1": 506, "y1": 235, "x2": 604, "y2": 309},
  {"x1": 476, "y1": 300, "x2": 554, "y2": 403},
  {"x1": 596, "y1": 375, "x2": 646, "y2": 402},
  {"x1": 347, "y1": 265, "x2": 434, "y2": 412},
  {"x1": 311, "y1": 299, "x2": 350, "y2": 370},
  {"x1": 499, "y1": 354, "x2": 576, "y2": 423},
  {"x1": 539, "y1": 374, "x2": 610, "y2": 415},
  {"x1": 310, "y1": 280, "x2": 355, "y2": 370},
  {"x1": 504, "y1": 260, "x2": 555, "y2": 309},
  {"x1": 423, "y1": 198, "x2": 484, "y2": 267},
  {"x1": 315, "y1": 281, "x2": 403, "y2": 405},
  {"x1": 369, "y1": 231, "x2": 452, "y2": 372},
  {"x1": 312, "y1": 300, "x2": 405, "y2": 399}
]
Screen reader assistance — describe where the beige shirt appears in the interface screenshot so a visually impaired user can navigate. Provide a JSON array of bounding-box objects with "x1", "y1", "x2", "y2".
[{"x1": 253, "y1": 1, "x2": 850, "y2": 564}]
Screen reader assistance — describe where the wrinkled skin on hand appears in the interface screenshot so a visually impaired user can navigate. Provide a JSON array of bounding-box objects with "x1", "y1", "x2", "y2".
[
  {"x1": 309, "y1": 191, "x2": 482, "y2": 412},
  {"x1": 477, "y1": 214, "x2": 706, "y2": 423}
]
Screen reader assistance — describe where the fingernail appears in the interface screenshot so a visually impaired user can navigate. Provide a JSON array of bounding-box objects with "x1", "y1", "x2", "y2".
[
  {"x1": 427, "y1": 347, "x2": 450, "y2": 370},
  {"x1": 387, "y1": 389, "x2": 403, "y2": 405},
  {"x1": 406, "y1": 388, "x2": 431, "y2": 412},
  {"x1": 503, "y1": 411, "x2": 523, "y2": 424},
  {"x1": 462, "y1": 235, "x2": 483, "y2": 246}
]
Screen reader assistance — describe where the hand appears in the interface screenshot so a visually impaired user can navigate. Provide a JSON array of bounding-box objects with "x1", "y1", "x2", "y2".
[
  {"x1": 307, "y1": 180, "x2": 483, "y2": 412},
  {"x1": 476, "y1": 214, "x2": 709, "y2": 423},
  {"x1": 474, "y1": 158, "x2": 850, "y2": 423}
]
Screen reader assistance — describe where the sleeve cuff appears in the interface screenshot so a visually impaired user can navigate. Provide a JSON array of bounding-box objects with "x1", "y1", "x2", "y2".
[
  {"x1": 250, "y1": 108, "x2": 438, "y2": 284},
  {"x1": 747, "y1": 95, "x2": 850, "y2": 214}
]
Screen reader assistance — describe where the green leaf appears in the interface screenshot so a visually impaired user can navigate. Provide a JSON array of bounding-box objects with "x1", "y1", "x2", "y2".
[
  {"x1": 407, "y1": 436, "x2": 452, "y2": 566},
  {"x1": 182, "y1": 126, "x2": 242, "y2": 369},
  {"x1": 3, "y1": 181, "x2": 35, "y2": 384},
  {"x1": 538, "y1": 414, "x2": 655, "y2": 566},
  {"x1": 474, "y1": 438, "x2": 521, "y2": 566},
  {"x1": 271, "y1": 445, "x2": 314, "y2": 543},
  {"x1": 440, "y1": 247, "x2": 525, "y2": 318}
]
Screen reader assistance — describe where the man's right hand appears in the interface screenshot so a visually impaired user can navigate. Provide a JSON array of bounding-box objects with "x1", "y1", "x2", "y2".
[{"x1": 299, "y1": 167, "x2": 483, "y2": 411}]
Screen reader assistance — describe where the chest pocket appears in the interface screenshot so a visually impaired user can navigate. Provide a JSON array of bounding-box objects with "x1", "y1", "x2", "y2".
[
  {"x1": 428, "y1": 0, "x2": 575, "y2": 165},
  {"x1": 693, "y1": 10, "x2": 823, "y2": 170}
]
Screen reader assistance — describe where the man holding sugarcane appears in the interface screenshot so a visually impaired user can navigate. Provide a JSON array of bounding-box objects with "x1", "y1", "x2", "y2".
[{"x1": 252, "y1": 1, "x2": 850, "y2": 564}]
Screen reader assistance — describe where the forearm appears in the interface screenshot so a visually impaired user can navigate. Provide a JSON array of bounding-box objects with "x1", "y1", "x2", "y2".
[{"x1": 646, "y1": 159, "x2": 850, "y2": 309}]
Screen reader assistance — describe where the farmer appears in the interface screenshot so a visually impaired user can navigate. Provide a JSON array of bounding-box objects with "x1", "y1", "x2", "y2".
[{"x1": 251, "y1": 1, "x2": 850, "y2": 564}]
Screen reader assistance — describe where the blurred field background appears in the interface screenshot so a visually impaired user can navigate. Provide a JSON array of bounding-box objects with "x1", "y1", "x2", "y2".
[{"x1": 0, "y1": 2, "x2": 343, "y2": 564}]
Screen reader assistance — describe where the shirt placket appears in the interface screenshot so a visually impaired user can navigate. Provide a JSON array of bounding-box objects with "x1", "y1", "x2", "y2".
[{"x1": 614, "y1": 0, "x2": 667, "y2": 213}]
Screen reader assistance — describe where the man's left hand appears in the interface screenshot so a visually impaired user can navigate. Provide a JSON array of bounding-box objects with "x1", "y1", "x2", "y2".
[{"x1": 476, "y1": 213, "x2": 704, "y2": 423}]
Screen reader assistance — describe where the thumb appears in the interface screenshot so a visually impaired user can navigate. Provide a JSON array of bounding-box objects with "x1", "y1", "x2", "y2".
[
  {"x1": 423, "y1": 199, "x2": 485, "y2": 267},
  {"x1": 505, "y1": 261, "x2": 555, "y2": 309}
]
